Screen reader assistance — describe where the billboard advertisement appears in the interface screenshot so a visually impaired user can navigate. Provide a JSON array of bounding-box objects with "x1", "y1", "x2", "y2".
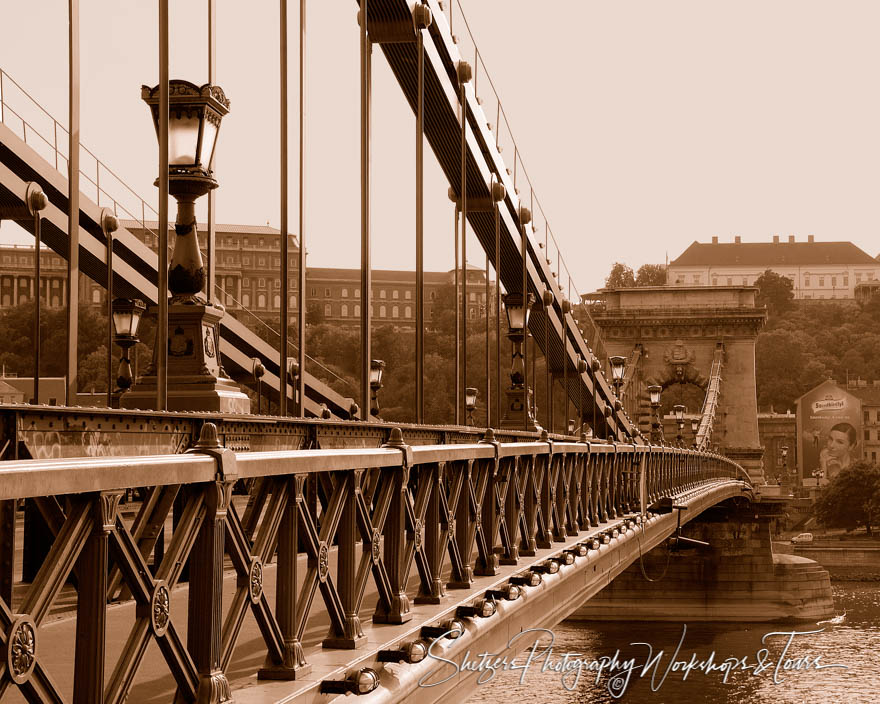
[{"x1": 796, "y1": 380, "x2": 862, "y2": 486}]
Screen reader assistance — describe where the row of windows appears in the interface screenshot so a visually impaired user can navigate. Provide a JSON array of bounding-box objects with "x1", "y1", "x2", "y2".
[
  {"x1": 678, "y1": 271, "x2": 879, "y2": 287},
  {"x1": 308, "y1": 287, "x2": 440, "y2": 301}
]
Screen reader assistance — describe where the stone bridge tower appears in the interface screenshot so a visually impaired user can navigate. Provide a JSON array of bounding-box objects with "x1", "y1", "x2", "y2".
[{"x1": 591, "y1": 285, "x2": 767, "y2": 481}]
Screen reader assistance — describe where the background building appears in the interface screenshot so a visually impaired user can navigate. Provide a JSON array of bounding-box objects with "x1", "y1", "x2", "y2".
[
  {"x1": 669, "y1": 235, "x2": 880, "y2": 299},
  {"x1": 845, "y1": 378, "x2": 880, "y2": 465},
  {"x1": 0, "y1": 221, "x2": 489, "y2": 332}
]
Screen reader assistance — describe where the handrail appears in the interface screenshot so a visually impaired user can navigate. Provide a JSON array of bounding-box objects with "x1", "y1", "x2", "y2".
[{"x1": 0, "y1": 433, "x2": 745, "y2": 500}]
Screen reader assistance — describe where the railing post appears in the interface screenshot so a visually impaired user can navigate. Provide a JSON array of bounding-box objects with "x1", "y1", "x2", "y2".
[
  {"x1": 185, "y1": 424, "x2": 236, "y2": 702},
  {"x1": 415, "y1": 462, "x2": 445, "y2": 604},
  {"x1": 607, "y1": 445, "x2": 618, "y2": 519},
  {"x1": 0, "y1": 499, "x2": 14, "y2": 605},
  {"x1": 374, "y1": 429, "x2": 413, "y2": 624},
  {"x1": 477, "y1": 430, "x2": 501, "y2": 573},
  {"x1": 447, "y1": 458, "x2": 475, "y2": 589},
  {"x1": 536, "y1": 446, "x2": 553, "y2": 548},
  {"x1": 72, "y1": 491, "x2": 121, "y2": 704},
  {"x1": 323, "y1": 469, "x2": 366, "y2": 647},
  {"x1": 576, "y1": 443, "x2": 590, "y2": 530},
  {"x1": 565, "y1": 452, "x2": 579, "y2": 536},
  {"x1": 258, "y1": 474, "x2": 310, "y2": 680}
]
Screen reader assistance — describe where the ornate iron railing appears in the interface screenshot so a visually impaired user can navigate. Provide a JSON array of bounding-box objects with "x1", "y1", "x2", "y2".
[{"x1": 0, "y1": 423, "x2": 747, "y2": 702}]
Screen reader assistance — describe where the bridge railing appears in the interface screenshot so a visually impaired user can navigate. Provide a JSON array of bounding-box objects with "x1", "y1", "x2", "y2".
[{"x1": 0, "y1": 423, "x2": 747, "y2": 702}]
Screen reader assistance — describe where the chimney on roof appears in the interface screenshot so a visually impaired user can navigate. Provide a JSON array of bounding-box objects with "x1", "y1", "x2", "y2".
[
  {"x1": 734, "y1": 235, "x2": 741, "y2": 244},
  {"x1": 711, "y1": 236, "x2": 718, "y2": 244},
  {"x1": 772, "y1": 235, "x2": 779, "y2": 244},
  {"x1": 788, "y1": 235, "x2": 795, "y2": 243},
  {"x1": 808, "y1": 235, "x2": 815, "y2": 243}
]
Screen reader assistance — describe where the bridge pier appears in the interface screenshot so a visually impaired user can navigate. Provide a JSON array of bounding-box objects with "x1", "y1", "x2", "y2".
[{"x1": 568, "y1": 499, "x2": 834, "y2": 623}]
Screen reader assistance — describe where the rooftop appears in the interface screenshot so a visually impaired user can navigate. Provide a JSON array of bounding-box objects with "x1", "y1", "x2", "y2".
[{"x1": 671, "y1": 239, "x2": 878, "y2": 267}]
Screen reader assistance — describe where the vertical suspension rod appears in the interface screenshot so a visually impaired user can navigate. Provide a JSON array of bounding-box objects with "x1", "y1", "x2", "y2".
[
  {"x1": 453, "y1": 203, "x2": 460, "y2": 425},
  {"x1": 206, "y1": 0, "x2": 217, "y2": 305},
  {"x1": 494, "y1": 190, "x2": 501, "y2": 427},
  {"x1": 157, "y1": 0, "x2": 169, "y2": 411},
  {"x1": 360, "y1": 0, "x2": 372, "y2": 420},
  {"x1": 485, "y1": 252, "x2": 490, "y2": 427},
  {"x1": 414, "y1": 2, "x2": 428, "y2": 423},
  {"x1": 297, "y1": 0, "x2": 307, "y2": 417},
  {"x1": 67, "y1": 0, "x2": 80, "y2": 406},
  {"x1": 280, "y1": 0, "x2": 289, "y2": 416},
  {"x1": 105, "y1": 227, "x2": 112, "y2": 407},
  {"x1": 34, "y1": 210, "x2": 41, "y2": 404}
]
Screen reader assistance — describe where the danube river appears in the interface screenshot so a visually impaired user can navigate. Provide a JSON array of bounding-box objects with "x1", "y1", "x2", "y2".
[{"x1": 466, "y1": 583, "x2": 879, "y2": 703}]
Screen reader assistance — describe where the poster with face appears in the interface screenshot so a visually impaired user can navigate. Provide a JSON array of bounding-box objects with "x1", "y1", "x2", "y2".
[{"x1": 796, "y1": 380, "x2": 862, "y2": 485}]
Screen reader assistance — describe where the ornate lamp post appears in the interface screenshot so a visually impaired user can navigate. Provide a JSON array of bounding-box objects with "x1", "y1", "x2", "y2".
[
  {"x1": 673, "y1": 404, "x2": 686, "y2": 445},
  {"x1": 648, "y1": 384, "x2": 662, "y2": 443},
  {"x1": 252, "y1": 358, "x2": 265, "y2": 414},
  {"x1": 780, "y1": 444, "x2": 789, "y2": 486},
  {"x1": 500, "y1": 292, "x2": 539, "y2": 431},
  {"x1": 370, "y1": 359, "x2": 385, "y2": 420},
  {"x1": 465, "y1": 387, "x2": 478, "y2": 426},
  {"x1": 690, "y1": 417, "x2": 699, "y2": 449},
  {"x1": 287, "y1": 357, "x2": 300, "y2": 410},
  {"x1": 609, "y1": 355, "x2": 626, "y2": 399},
  {"x1": 111, "y1": 298, "x2": 146, "y2": 403},
  {"x1": 124, "y1": 80, "x2": 249, "y2": 413}
]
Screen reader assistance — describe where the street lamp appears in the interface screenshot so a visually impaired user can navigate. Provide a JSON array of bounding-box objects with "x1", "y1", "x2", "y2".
[
  {"x1": 501, "y1": 292, "x2": 538, "y2": 430},
  {"x1": 370, "y1": 359, "x2": 385, "y2": 419},
  {"x1": 125, "y1": 80, "x2": 248, "y2": 413},
  {"x1": 141, "y1": 80, "x2": 229, "y2": 300},
  {"x1": 648, "y1": 385, "x2": 662, "y2": 443},
  {"x1": 465, "y1": 387, "x2": 478, "y2": 426},
  {"x1": 781, "y1": 444, "x2": 789, "y2": 485},
  {"x1": 673, "y1": 404, "x2": 686, "y2": 445},
  {"x1": 111, "y1": 298, "x2": 146, "y2": 399},
  {"x1": 252, "y1": 358, "x2": 265, "y2": 414},
  {"x1": 690, "y1": 417, "x2": 699, "y2": 449},
  {"x1": 287, "y1": 357, "x2": 300, "y2": 413},
  {"x1": 609, "y1": 355, "x2": 626, "y2": 399}
]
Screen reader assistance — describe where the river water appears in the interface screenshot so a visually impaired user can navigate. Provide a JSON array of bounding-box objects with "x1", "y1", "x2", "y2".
[{"x1": 466, "y1": 583, "x2": 879, "y2": 704}]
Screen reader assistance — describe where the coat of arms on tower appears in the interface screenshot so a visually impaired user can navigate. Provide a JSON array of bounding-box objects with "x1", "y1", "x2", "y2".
[{"x1": 663, "y1": 339, "x2": 696, "y2": 381}]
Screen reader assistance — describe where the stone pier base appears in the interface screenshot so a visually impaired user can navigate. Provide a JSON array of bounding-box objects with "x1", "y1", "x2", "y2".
[{"x1": 568, "y1": 501, "x2": 834, "y2": 623}]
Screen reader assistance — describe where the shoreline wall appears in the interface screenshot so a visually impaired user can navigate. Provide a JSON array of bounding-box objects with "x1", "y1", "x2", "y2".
[{"x1": 568, "y1": 504, "x2": 835, "y2": 623}]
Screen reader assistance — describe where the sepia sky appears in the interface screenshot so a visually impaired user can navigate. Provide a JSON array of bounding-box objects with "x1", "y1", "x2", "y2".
[{"x1": 2, "y1": 0, "x2": 880, "y2": 294}]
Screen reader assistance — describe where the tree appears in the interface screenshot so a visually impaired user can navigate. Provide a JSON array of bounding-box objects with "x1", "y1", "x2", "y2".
[
  {"x1": 754, "y1": 269, "x2": 794, "y2": 316},
  {"x1": 306, "y1": 301, "x2": 325, "y2": 326},
  {"x1": 635, "y1": 264, "x2": 667, "y2": 287},
  {"x1": 605, "y1": 262, "x2": 635, "y2": 289},
  {"x1": 814, "y1": 461, "x2": 880, "y2": 536}
]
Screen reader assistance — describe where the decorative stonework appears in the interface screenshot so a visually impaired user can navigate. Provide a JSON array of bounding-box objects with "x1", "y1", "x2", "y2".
[
  {"x1": 249, "y1": 558, "x2": 264, "y2": 604},
  {"x1": 7, "y1": 616, "x2": 36, "y2": 684},
  {"x1": 151, "y1": 582, "x2": 171, "y2": 636},
  {"x1": 317, "y1": 542, "x2": 330, "y2": 583}
]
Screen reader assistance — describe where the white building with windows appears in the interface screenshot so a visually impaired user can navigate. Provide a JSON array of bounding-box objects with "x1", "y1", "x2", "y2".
[{"x1": 668, "y1": 235, "x2": 880, "y2": 300}]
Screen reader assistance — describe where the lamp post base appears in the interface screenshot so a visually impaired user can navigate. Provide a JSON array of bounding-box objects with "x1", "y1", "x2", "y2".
[
  {"x1": 500, "y1": 386, "x2": 540, "y2": 432},
  {"x1": 121, "y1": 300, "x2": 250, "y2": 414}
]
